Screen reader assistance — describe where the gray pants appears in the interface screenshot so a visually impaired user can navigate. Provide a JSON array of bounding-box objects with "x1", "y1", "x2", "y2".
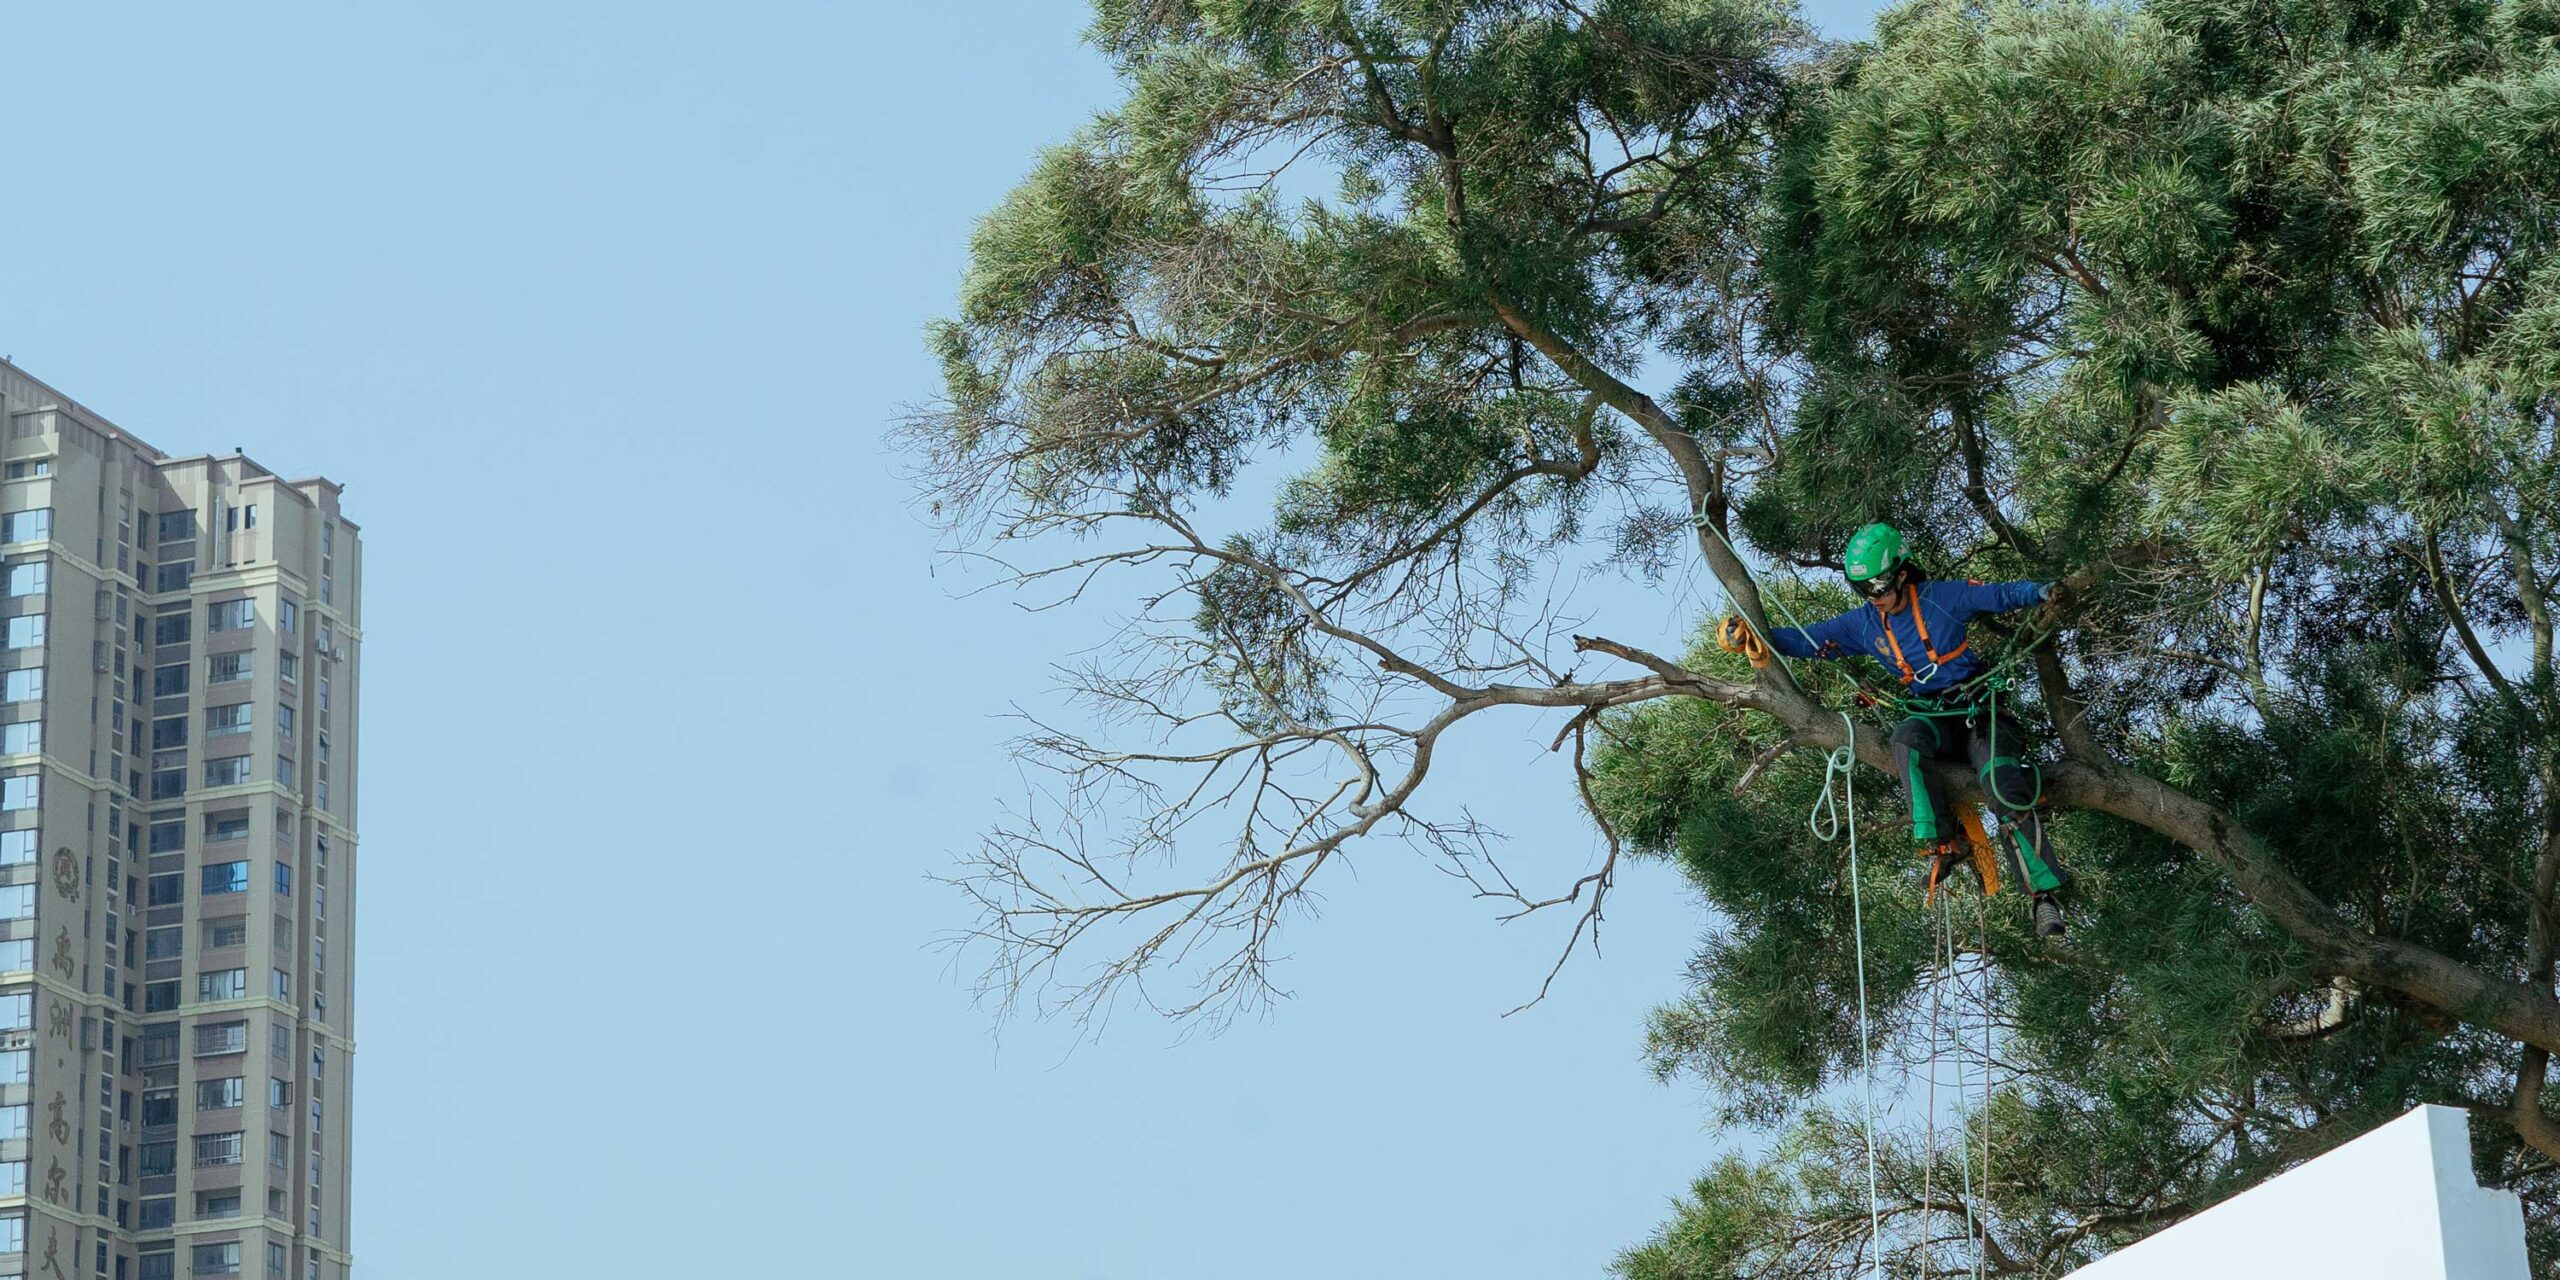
[{"x1": 1887, "y1": 708, "x2": 2068, "y2": 894}]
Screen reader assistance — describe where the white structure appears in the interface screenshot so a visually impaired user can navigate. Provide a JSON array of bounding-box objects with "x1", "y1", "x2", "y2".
[{"x1": 2065, "y1": 1105, "x2": 2527, "y2": 1280}]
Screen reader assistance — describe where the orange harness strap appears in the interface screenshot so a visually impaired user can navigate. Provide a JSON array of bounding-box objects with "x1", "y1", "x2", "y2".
[
  {"x1": 1909, "y1": 601, "x2": 1967, "y2": 667},
  {"x1": 1873, "y1": 596, "x2": 1920, "y2": 684},
  {"x1": 1876, "y1": 586, "x2": 1967, "y2": 687}
]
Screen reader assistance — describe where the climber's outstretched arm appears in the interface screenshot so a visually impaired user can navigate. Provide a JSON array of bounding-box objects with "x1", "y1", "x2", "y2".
[
  {"x1": 1766, "y1": 607, "x2": 1871, "y2": 661},
  {"x1": 1938, "y1": 578, "x2": 2053, "y2": 619}
]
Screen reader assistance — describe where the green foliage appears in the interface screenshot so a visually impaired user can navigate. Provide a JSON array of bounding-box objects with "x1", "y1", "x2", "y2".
[
  {"x1": 1590, "y1": 0, "x2": 2560, "y2": 1269},
  {"x1": 915, "y1": 0, "x2": 2560, "y2": 1271}
]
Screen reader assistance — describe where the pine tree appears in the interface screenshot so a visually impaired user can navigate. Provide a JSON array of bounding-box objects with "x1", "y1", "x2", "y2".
[{"x1": 906, "y1": 0, "x2": 2560, "y2": 1270}]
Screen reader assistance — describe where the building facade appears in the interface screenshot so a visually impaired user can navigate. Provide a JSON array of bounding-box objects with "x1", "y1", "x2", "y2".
[{"x1": 0, "y1": 362, "x2": 360, "y2": 1280}]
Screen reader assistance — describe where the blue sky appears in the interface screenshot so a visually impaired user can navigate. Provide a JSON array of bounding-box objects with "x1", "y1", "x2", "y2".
[{"x1": 1, "y1": 3, "x2": 1877, "y2": 1275}]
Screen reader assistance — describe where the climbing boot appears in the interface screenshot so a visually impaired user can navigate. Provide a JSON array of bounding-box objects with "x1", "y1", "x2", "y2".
[{"x1": 2032, "y1": 894, "x2": 2067, "y2": 939}]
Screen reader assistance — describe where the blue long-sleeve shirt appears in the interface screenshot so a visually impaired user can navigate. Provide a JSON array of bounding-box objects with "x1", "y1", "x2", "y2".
[{"x1": 1769, "y1": 578, "x2": 2049, "y2": 696}]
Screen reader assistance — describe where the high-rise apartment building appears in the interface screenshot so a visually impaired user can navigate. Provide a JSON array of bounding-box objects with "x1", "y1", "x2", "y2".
[{"x1": 0, "y1": 362, "x2": 360, "y2": 1280}]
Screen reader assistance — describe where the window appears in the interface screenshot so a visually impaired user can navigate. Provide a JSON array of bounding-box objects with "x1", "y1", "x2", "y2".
[
  {"x1": 197, "y1": 1022, "x2": 247, "y2": 1056},
  {"x1": 0, "y1": 1159, "x2": 23, "y2": 1196},
  {"x1": 193, "y1": 1243, "x2": 241, "y2": 1275},
  {"x1": 153, "y1": 664, "x2": 188, "y2": 696},
  {"x1": 146, "y1": 872, "x2": 183, "y2": 906},
  {"x1": 192, "y1": 1132, "x2": 244, "y2": 1167},
  {"x1": 0, "y1": 994, "x2": 27, "y2": 1031},
  {"x1": 143, "y1": 981, "x2": 179, "y2": 1012},
  {"x1": 196, "y1": 1190, "x2": 243, "y2": 1222},
  {"x1": 207, "y1": 600, "x2": 254, "y2": 632},
  {"x1": 6, "y1": 562, "x2": 46, "y2": 597},
  {"x1": 0, "y1": 940, "x2": 27, "y2": 973},
  {"x1": 278, "y1": 652, "x2": 297, "y2": 682},
  {"x1": 153, "y1": 717, "x2": 189, "y2": 749},
  {"x1": 0, "y1": 1050, "x2": 25, "y2": 1086},
  {"x1": 206, "y1": 918, "x2": 248, "y2": 949},
  {"x1": 266, "y1": 1243, "x2": 286, "y2": 1278},
  {"x1": 152, "y1": 768, "x2": 187, "y2": 800},
  {"x1": 276, "y1": 704, "x2": 294, "y2": 735},
  {"x1": 157, "y1": 511, "x2": 195, "y2": 541},
  {"x1": 141, "y1": 1086, "x2": 177, "y2": 1127},
  {"x1": 266, "y1": 1078, "x2": 290, "y2": 1108},
  {"x1": 272, "y1": 1025, "x2": 291, "y2": 1057},
  {"x1": 0, "y1": 883, "x2": 29, "y2": 919},
  {"x1": 155, "y1": 562, "x2": 192, "y2": 592},
  {"x1": 154, "y1": 614, "x2": 190, "y2": 646},
  {"x1": 146, "y1": 926, "x2": 182, "y2": 960},
  {"x1": 0, "y1": 831, "x2": 29, "y2": 865},
  {"x1": 138, "y1": 1141, "x2": 175, "y2": 1176},
  {"x1": 0, "y1": 1214, "x2": 22, "y2": 1251},
  {"x1": 209, "y1": 653, "x2": 252, "y2": 684},
  {"x1": 204, "y1": 757, "x2": 250, "y2": 788},
  {"x1": 201, "y1": 862, "x2": 249, "y2": 895},
  {"x1": 277, "y1": 601, "x2": 296, "y2": 634},
  {"x1": 207, "y1": 705, "x2": 251, "y2": 738},
  {"x1": 0, "y1": 1104, "x2": 24, "y2": 1141},
  {"x1": 0, "y1": 509, "x2": 47, "y2": 543},
  {"x1": 273, "y1": 864, "x2": 291, "y2": 896},
  {"x1": 197, "y1": 969, "x2": 247, "y2": 1002},
  {"x1": 275, "y1": 756, "x2": 293, "y2": 786},
  {"x1": 317, "y1": 677, "x2": 328, "y2": 713},
  {"x1": 269, "y1": 969, "x2": 290, "y2": 1000},
  {"x1": 3, "y1": 669, "x2": 39, "y2": 701},
  {"x1": 3, "y1": 615, "x2": 40, "y2": 648},
  {"x1": 0, "y1": 722, "x2": 37, "y2": 755},
  {"x1": 139, "y1": 1197, "x2": 176, "y2": 1229},
  {"x1": 206, "y1": 811, "x2": 249, "y2": 842},
  {"x1": 194, "y1": 1077, "x2": 244, "y2": 1110},
  {"x1": 1, "y1": 774, "x2": 36, "y2": 810}
]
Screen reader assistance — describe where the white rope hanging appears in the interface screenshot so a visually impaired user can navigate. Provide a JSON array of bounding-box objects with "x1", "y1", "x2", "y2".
[{"x1": 1810, "y1": 710, "x2": 1885, "y2": 1279}]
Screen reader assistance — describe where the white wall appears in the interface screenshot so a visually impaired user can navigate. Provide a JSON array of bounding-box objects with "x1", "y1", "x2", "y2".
[{"x1": 2065, "y1": 1106, "x2": 2526, "y2": 1280}]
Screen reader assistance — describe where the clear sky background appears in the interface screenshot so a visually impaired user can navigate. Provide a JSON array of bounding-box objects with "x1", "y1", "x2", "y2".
[{"x1": 0, "y1": 3, "x2": 1877, "y2": 1276}]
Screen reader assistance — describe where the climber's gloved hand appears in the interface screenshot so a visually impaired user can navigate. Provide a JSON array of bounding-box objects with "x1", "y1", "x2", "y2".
[{"x1": 1715, "y1": 616, "x2": 1773, "y2": 668}]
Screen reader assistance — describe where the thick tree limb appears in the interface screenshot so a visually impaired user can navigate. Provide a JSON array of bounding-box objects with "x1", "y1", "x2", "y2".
[
  {"x1": 1487, "y1": 297, "x2": 1792, "y2": 678},
  {"x1": 1565, "y1": 633, "x2": 2560, "y2": 1056}
]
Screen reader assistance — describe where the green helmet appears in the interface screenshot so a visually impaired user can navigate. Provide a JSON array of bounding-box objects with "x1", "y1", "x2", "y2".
[{"x1": 1843, "y1": 522, "x2": 1908, "y2": 583}]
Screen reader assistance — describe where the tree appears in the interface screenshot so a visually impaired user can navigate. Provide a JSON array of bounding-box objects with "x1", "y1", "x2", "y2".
[{"x1": 905, "y1": 0, "x2": 2560, "y2": 1272}]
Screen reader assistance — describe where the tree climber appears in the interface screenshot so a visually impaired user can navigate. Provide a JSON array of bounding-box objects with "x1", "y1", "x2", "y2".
[{"x1": 1718, "y1": 523, "x2": 2073, "y2": 938}]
